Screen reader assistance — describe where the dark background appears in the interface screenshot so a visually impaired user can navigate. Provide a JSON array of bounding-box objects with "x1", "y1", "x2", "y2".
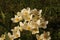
[{"x1": 0, "y1": 0, "x2": 60, "y2": 40}]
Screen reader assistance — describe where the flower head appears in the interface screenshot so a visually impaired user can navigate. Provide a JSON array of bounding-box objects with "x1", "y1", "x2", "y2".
[
  {"x1": 0, "y1": 34, "x2": 5, "y2": 40},
  {"x1": 36, "y1": 31, "x2": 51, "y2": 40},
  {"x1": 11, "y1": 15, "x2": 22, "y2": 23}
]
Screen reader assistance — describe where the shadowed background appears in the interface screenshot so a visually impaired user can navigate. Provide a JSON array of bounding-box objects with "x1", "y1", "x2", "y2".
[{"x1": 0, "y1": 0, "x2": 60, "y2": 40}]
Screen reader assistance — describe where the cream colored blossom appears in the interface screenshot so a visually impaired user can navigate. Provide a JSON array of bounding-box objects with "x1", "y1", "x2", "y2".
[
  {"x1": 11, "y1": 15, "x2": 22, "y2": 23},
  {"x1": 31, "y1": 9, "x2": 40, "y2": 21},
  {"x1": 39, "y1": 21, "x2": 48, "y2": 29},
  {"x1": 0, "y1": 34, "x2": 5, "y2": 40},
  {"x1": 21, "y1": 7, "x2": 30, "y2": 14},
  {"x1": 36, "y1": 31, "x2": 51, "y2": 40},
  {"x1": 13, "y1": 30, "x2": 20, "y2": 39},
  {"x1": 21, "y1": 8, "x2": 31, "y2": 21},
  {"x1": 24, "y1": 21, "x2": 39, "y2": 34},
  {"x1": 8, "y1": 26, "x2": 21, "y2": 40},
  {"x1": 8, "y1": 32, "x2": 14, "y2": 40},
  {"x1": 22, "y1": 22, "x2": 31, "y2": 30},
  {"x1": 11, "y1": 26, "x2": 20, "y2": 39},
  {"x1": 23, "y1": 15, "x2": 31, "y2": 21}
]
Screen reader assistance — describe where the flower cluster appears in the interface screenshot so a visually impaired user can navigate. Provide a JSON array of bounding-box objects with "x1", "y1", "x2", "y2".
[
  {"x1": 11, "y1": 8, "x2": 48, "y2": 34},
  {"x1": 0, "y1": 7, "x2": 51, "y2": 40}
]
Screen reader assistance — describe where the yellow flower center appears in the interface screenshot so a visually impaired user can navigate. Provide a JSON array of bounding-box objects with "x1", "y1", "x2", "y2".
[
  {"x1": 26, "y1": 26, "x2": 31, "y2": 30},
  {"x1": 24, "y1": 11, "x2": 28, "y2": 16},
  {"x1": 15, "y1": 18, "x2": 20, "y2": 21},
  {"x1": 15, "y1": 34, "x2": 19, "y2": 37}
]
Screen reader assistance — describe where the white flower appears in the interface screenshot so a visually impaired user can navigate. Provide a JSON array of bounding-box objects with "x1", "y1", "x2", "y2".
[
  {"x1": 8, "y1": 26, "x2": 21, "y2": 40},
  {"x1": 0, "y1": 34, "x2": 5, "y2": 40},
  {"x1": 8, "y1": 32, "x2": 14, "y2": 40},
  {"x1": 19, "y1": 22, "x2": 25, "y2": 31},
  {"x1": 22, "y1": 22, "x2": 31, "y2": 30},
  {"x1": 21, "y1": 7, "x2": 30, "y2": 14},
  {"x1": 11, "y1": 26, "x2": 20, "y2": 39},
  {"x1": 39, "y1": 21, "x2": 48, "y2": 29},
  {"x1": 36, "y1": 31, "x2": 51, "y2": 40},
  {"x1": 11, "y1": 15, "x2": 22, "y2": 23},
  {"x1": 20, "y1": 8, "x2": 33, "y2": 21},
  {"x1": 13, "y1": 30, "x2": 20, "y2": 39},
  {"x1": 22, "y1": 13, "x2": 31, "y2": 21}
]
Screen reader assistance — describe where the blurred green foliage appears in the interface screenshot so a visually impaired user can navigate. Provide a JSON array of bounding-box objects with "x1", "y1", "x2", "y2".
[{"x1": 0, "y1": 0, "x2": 60, "y2": 40}]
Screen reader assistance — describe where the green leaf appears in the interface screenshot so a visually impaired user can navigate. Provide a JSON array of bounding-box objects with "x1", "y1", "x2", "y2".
[{"x1": 1, "y1": 11, "x2": 5, "y2": 24}]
